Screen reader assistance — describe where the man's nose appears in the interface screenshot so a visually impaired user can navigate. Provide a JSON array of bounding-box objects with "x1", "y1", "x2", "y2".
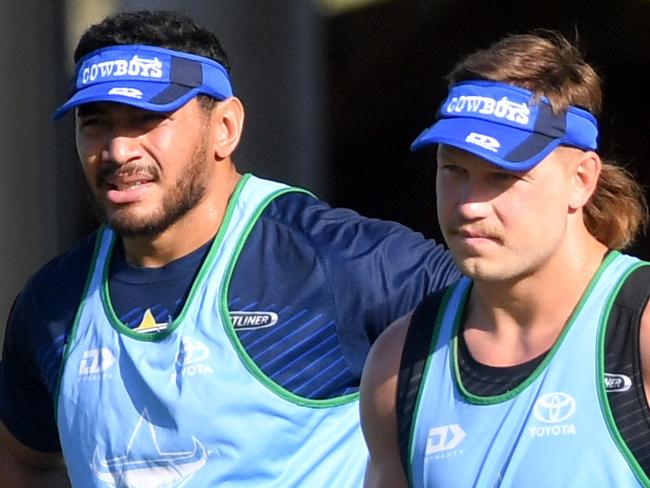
[
  {"x1": 455, "y1": 179, "x2": 493, "y2": 219},
  {"x1": 103, "y1": 133, "x2": 142, "y2": 165}
]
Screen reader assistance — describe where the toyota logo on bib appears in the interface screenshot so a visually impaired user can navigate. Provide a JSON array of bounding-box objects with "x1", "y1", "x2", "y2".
[{"x1": 533, "y1": 392, "x2": 576, "y2": 423}]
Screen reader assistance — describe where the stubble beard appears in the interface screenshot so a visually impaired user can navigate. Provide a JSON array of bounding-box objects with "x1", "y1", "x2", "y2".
[{"x1": 90, "y1": 139, "x2": 212, "y2": 238}]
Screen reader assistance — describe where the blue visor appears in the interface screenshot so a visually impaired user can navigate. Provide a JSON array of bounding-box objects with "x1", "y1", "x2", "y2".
[
  {"x1": 411, "y1": 80, "x2": 599, "y2": 171},
  {"x1": 53, "y1": 45, "x2": 233, "y2": 120}
]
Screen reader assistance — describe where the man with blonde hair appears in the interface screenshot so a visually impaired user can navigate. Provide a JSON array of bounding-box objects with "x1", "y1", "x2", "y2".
[{"x1": 360, "y1": 31, "x2": 649, "y2": 487}]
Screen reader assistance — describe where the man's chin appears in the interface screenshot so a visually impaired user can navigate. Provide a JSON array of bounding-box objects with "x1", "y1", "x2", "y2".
[
  {"x1": 106, "y1": 211, "x2": 166, "y2": 238},
  {"x1": 455, "y1": 257, "x2": 497, "y2": 281}
]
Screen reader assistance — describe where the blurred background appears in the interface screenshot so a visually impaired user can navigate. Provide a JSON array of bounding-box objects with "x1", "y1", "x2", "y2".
[{"x1": 1, "y1": 0, "x2": 649, "y2": 340}]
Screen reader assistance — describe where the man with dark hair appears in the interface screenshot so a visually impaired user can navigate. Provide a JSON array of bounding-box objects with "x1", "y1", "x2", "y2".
[
  {"x1": 360, "y1": 32, "x2": 650, "y2": 487},
  {"x1": 0, "y1": 9, "x2": 459, "y2": 487}
]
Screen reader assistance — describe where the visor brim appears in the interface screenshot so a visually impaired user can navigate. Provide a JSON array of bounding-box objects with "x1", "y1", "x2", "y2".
[
  {"x1": 52, "y1": 80, "x2": 197, "y2": 120},
  {"x1": 411, "y1": 117, "x2": 561, "y2": 172}
]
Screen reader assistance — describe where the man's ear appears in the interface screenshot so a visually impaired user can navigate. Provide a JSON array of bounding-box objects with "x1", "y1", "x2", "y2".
[
  {"x1": 569, "y1": 150, "x2": 602, "y2": 210},
  {"x1": 212, "y1": 97, "x2": 245, "y2": 160}
]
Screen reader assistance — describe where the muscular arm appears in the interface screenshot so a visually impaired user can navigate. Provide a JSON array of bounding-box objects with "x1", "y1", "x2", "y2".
[
  {"x1": 360, "y1": 313, "x2": 412, "y2": 488},
  {"x1": 0, "y1": 421, "x2": 70, "y2": 487}
]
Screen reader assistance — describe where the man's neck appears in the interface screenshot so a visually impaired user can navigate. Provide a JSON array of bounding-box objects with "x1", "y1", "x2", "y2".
[
  {"x1": 121, "y1": 169, "x2": 241, "y2": 268},
  {"x1": 463, "y1": 235, "x2": 609, "y2": 366}
]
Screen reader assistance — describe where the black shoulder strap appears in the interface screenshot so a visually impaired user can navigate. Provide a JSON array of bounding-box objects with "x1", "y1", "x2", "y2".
[
  {"x1": 605, "y1": 263, "x2": 650, "y2": 367},
  {"x1": 396, "y1": 288, "x2": 448, "y2": 480},
  {"x1": 612, "y1": 263, "x2": 650, "y2": 311}
]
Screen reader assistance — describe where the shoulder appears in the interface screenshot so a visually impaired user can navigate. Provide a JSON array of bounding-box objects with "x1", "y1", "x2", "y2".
[
  {"x1": 360, "y1": 313, "x2": 412, "y2": 488},
  {"x1": 265, "y1": 191, "x2": 438, "y2": 249},
  {"x1": 263, "y1": 192, "x2": 456, "y2": 279},
  {"x1": 620, "y1": 262, "x2": 650, "y2": 402},
  {"x1": 16, "y1": 232, "x2": 97, "y2": 310},
  {"x1": 10, "y1": 231, "x2": 98, "y2": 345},
  {"x1": 361, "y1": 313, "x2": 412, "y2": 421},
  {"x1": 361, "y1": 287, "x2": 451, "y2": 428},
  {"x1": 0, "y1": 232, "x2": 98, "y2": 451},
  {"x1": 255, "y1": 191, "x2": 457, "y2": 371},
  {"x1": 361, "y1": 312, "x2": 413, "y2": 420}
]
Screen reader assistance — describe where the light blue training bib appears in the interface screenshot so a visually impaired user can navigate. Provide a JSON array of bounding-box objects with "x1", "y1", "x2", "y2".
[
  {"x1": 56, "y1": 175, "x2": 367, "y2": 487},
  {"x1": 410, "y1": 251, "x2": 649, "y2": 487}
]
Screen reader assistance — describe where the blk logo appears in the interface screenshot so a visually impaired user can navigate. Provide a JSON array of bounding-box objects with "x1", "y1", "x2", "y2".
[
  {"x1": 465, "y1": 132, "x2": 501, "y2": 153},
  {"x1": 230, "y1": 311, "x2": 278, "y2": 330},
  {"x1": 604, "y1": 373, "x2": 632, "y2": 392},
  {"x1": 171, "y1": 337, "x2": 213, "y2": 382},
  {"x1": 79, "y1": 348, "x2": 116, "y2": 376},
  {"x1": 108, "y1": 87, "x2": 143, "y2": 99},
  {"x1": 533, "y1": 392, "x2": 576, "y2": 423},
  {"x1": 176, "y1": 337, "x2": 210, "y2": 366},
  {"x1": 426, "y1": 424, "x2": 466, "y2": 455}
]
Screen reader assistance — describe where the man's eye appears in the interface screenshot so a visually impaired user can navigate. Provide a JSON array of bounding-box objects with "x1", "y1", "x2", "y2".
[
  {"x1": 78, "y1": 117, "x2": 107, "y2": 129},
  {"x1": 140, "y1": 112, "x2": 169, "y2": 124},
  {"x1": 442, "y1": 165, "x2": 465, "y2": 175},
  {"x1": 492, "y1": 172, "x2": 520, "y2": 182}
]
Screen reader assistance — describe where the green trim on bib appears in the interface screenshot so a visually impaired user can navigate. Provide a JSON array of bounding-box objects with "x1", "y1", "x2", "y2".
[
  {"x1": 597, "y1": 261, "x2": 650, "y2": 487},
  {"x1": 54, "y1": 228, "x2": 107, "y2": 413},
  {"x1": 219, "y1": 184, "x2": 359, "y2": 408},
  {"x1": 451, "y1": 250, "x2": 621, "y2": 405},
  {"x1": 98, "y1": 174, "x2": 250, "y2": 341},
  {"x1": 408, "y1": 285, "x2": 457, "y2": 483}
]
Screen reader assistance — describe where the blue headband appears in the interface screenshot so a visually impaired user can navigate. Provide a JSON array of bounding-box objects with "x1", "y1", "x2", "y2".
[
  {"x1": 410, "y1": 80, "x2": 599, "y2": 171},
  {"x1": 53, "y1": 45, "x2": 233, "y2": 120}
]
